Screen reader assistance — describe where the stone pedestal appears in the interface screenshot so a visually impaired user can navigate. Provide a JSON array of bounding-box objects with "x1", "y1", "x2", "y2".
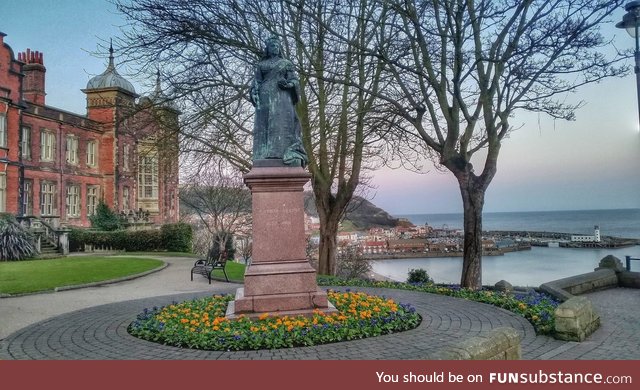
[{"x1": 228, "y1": 165, "x2": 335, "y2": 318}]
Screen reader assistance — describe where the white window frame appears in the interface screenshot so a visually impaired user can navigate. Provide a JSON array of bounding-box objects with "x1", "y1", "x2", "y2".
[
  {"x1": 66, "y1": 184, "x2": 80, "y2": 218},
  {"x1": 40, "y1": 130, "x2": 55, "y2": 162},
  {"x1": 40, "y1": 181, "x2": 57, "y2": 216},
  {"x1": 23, "y1": 179, "x2": 33, "y2": 215},
  {"x1": 87, "y1": 140, "x2": 97, "y2": 167},
  {"x1": 0, "y1": 114, "x2": 7, "y2": 148},
  {"x1": 123, "y1": 144, "x2": 130, "y2": 171},
  {"x1": 21, "y1": 126, "x2": 31, "y2": 159},
  {"x1": 0, "y1": 173, "x2": 6, "y2": 212},
  {"x1": 138, "y1": 155, "x2": 158, "y2": 199},
  {"x1": 66, "y1": 135, "x2": 79, "y2": 165},
  {"x1": 87, "y1": 185, "x2": 99, "y2": 216},
  {"x1": 122, "y1": 186, "x2": 130, "y2": 211}
]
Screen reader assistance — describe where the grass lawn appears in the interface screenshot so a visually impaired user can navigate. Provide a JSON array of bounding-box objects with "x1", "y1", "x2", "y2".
[
  {"x1": 0, "y1": 257, "x2": 164, "y2": 295},
  {"x1": 209, "y1": 261, "x2": 246, "y2": 282}
]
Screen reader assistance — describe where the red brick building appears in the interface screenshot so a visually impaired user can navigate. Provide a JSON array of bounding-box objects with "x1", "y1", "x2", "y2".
[{"x1": 0, "y1": 32, "x2": 179, "y2": 227}]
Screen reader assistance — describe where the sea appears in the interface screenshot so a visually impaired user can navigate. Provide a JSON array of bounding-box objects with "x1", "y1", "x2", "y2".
[{"x1": 370, "y1": 208, "x2": 640, "y2": 287}]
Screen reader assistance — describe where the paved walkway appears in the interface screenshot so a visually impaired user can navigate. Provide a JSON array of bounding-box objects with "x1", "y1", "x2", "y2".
[{"x1": 0, "y1": 256, "x2": 638, "y2": 360}]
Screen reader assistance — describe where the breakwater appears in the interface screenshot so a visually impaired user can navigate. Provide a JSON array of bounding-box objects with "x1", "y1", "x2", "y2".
[{"x1": 484, "y1": 230, "x2": 639, "y2": 248}]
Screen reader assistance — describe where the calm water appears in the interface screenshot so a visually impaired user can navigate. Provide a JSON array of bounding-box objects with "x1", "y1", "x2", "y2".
[{"x1": 372, "y1": 209, "x2": 640, "y2": 286}]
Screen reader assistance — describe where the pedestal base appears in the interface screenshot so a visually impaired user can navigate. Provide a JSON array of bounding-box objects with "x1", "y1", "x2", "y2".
[
  {"x1": 228, "y1": 165, "x2": 336, "y2": 319},
  {"x1": 227, "y1": 287, "x2": 338, "y2": 319}
]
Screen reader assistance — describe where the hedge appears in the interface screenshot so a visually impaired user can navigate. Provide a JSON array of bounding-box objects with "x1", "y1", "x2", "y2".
[
  {"x1": 70, "y1": 223, "x2": 192, "y2": 253},
  {"x1": 161, "y1": 223, "x2": 193, "y2": 252}
]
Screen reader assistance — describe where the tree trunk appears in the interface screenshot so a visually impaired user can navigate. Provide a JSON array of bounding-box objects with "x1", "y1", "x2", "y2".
[
  {"x1": 457, "y1": 174, "x2": 486, "y2": 290},
  {"x1": 317, "y1": 210, "x2": 339, "y2": 275}
]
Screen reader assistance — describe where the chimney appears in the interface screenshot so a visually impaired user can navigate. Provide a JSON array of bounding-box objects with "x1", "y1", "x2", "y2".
[{"x1": 19, "y1": 48, "x2": 46, "y2": 105}]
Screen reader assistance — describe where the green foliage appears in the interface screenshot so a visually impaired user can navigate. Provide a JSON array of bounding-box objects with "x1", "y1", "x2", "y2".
[
  {"x1": 69, "y1": 229, "x2": 163, "y2": 252},
  {"x1": 161, "y1": 223, "x2": 193, "y2": 252},
  {"x1": 0, "y1": 213, "x2": 38, "y2": 261},
  {"x1": 128, "y1": 290, "x2": 420, "y2": 350},
  {"x1": 68, "y1": 228, "x2": 86, "y2": 252},
  {"x1": 69, "y1": 224, "x2": 195, "y2": 253},
  {"x1": 210, "y1": 232, "x2": 235, "y2": 260},
  {"x1": 407, "y1": 268, "x2": 433, "y2": 284},
  {"x1": 317, "y1": 276, "x2": 559, "y2": 335},
  {"x1": 89, "y1": 201, "x2": 122, "y2": 231}
]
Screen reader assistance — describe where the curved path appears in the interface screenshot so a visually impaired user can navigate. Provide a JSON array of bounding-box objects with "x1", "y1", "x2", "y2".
[
  {"x1": 0, "y1": 256, "x2": 637, "y2": 360},
  {"x1": 0, "y1": 287, "x2": 566, "y2": 360}
]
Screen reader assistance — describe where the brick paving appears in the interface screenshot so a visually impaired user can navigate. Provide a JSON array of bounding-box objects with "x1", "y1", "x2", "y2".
[
  {"x1": 1, "y1": 285, "x2": 568, "y2": 360},
  {"x1": 0, "y1": 258, "x2": 637, "y2": 360}
]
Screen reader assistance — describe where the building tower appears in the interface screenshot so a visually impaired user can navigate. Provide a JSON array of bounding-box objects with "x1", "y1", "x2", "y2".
[
  {"x1": 82, "y1": 42, "x2": 138, "y2": 211},
  {"x1": 594, "y1": 225, "x2": 601, "y2": 243}
]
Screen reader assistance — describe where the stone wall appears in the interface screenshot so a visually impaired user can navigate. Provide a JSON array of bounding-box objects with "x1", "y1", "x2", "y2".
[
  {"x1": 538, "y1": 255, "x2": 636, "y2": 342},
  {"x1": 539, "y1": 269, "x2": 618, "y2": 302},
  {"x1": 434, "y1": 327, "x2": 521, "y2": 360},
  {"x1": 554, "y1": 296, "x2": 600, "y2": 342}
]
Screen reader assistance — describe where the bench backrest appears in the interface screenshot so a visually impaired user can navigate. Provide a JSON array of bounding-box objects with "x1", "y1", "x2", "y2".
[{"x1": 204, "y1": 247, "x2": 229, "y2": 267}]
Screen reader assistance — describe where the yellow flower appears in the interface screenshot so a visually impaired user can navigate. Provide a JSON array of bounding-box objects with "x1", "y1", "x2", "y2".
[{"x1": 259, "y1": 313, "x2": 270, "y2": 320}]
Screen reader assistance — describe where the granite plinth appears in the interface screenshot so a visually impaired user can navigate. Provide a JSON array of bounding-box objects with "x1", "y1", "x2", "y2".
[
  {"x1": 229, "y1": 287, "x2": 337, "y2": 319},
  {"x1": 229, "y1": 165, "x2": 332, "y2": 317}
]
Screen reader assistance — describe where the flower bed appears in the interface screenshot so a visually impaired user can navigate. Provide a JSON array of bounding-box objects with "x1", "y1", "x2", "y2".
[
  {"x1": 128, "y1": 290, "x2": 421, "y2": 350},
  {"x1": 317, "y1": 276, "x2": 559, "y2": 334}
]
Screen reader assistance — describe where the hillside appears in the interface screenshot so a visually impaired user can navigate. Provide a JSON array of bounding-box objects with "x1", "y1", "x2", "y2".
[
  {"x1": 303, "y1": 193, "x2": 400, "y2": 229},
  {"x1": 180, "y1": 187, "x2": 401, "y2": 230}
]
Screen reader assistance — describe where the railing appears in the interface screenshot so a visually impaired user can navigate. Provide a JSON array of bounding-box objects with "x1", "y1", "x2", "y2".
[
  {"x1": 16, "y1": 216, "x2": 64, "y2": 253},
  {"x1": 625, "y1": 256, "x2": 640, "y2": 272}
]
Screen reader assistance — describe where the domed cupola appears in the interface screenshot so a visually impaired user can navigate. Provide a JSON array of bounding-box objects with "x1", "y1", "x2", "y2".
[
  {"x1": 139, "y1": 70, "x2": 179, "y2": 112},
  {"x1": 86, "y1": 42, "x2": 136, "y2": 95}
]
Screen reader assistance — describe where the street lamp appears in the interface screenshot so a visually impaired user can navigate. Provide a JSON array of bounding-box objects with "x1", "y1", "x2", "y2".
[{"x1": 616, "y1": 1, "x2": 640, "y2": 129}]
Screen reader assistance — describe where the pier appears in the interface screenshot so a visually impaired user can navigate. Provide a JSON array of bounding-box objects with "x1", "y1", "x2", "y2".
[{"x1": 484, "y1": 230, "x2": 639, "y2": 249}]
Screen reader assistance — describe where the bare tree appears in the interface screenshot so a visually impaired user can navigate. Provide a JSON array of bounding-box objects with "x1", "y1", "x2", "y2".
[
  {"x1": 364, "y1": 0, "x2": 627, "y2": 288},
  {"x1": 112, "y1": 0, "x2": 396, "y2": 275},
  {"x1": 236, "y1": 235, "x2": 253, "y2": 264},
  {"x1": 180, "y1": 164, "x2": 252, "y2": 260}
]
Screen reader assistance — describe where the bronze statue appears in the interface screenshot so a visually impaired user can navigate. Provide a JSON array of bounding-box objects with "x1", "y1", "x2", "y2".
[{"x1": 250, "y1": 36, "x2": 307, "y2": 167}]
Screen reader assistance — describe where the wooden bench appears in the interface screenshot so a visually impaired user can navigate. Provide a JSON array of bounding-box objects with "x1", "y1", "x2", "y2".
[{"x1": 190, "y1": 250, "x2": 229, "y2": 284}]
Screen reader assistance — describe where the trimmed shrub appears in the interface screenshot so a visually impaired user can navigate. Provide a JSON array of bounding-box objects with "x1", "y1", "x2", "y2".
[
  {"x1": 69, "y1": 228, "x2": 165, "y2": 252},
  {"x1": 68, "y1": 228, "x2": 86, "y2": 252},
  {"x1": 210, "y1": 232, "x2": 235, "y2": 260},
  {"x1": 161, "y1": 223, "x2": 193, "y2": 252},
  {"x1": 0, "y1": 213, "x2": 38, "y2": 261},
  {"x1": 89, "y1": 201, "x2": 121, "y2": 231},
  {"x1": 407, "y1": 268, "x2": 433, "y2": 284}
]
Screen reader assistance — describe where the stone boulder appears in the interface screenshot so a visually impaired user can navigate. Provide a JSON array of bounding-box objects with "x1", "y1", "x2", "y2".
[
  {"x1": 494, "y1": 280, "x2": 513, "y2": 292},
  {"x1": 595, "y1": 255, "x2": 625, "y2": 273}
]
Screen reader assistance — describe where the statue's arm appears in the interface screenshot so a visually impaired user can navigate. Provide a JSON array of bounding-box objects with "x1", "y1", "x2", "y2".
[
  {"x1": 279, "y1": 61, "x2": 300, "y2": 104},
  {"x1": 250, "y1": 66, "x2": 262, "y2": 106}
]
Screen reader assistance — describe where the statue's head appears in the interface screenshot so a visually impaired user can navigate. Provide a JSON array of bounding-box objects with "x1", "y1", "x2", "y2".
[{"x1": 263, "y1": 36, "x2": 283, "y2": 59}]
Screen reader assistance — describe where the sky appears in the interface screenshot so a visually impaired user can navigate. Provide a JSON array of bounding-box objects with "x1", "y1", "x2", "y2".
[{"x1": 2, "y1": 0, "x2": 639, "y2": 215}]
